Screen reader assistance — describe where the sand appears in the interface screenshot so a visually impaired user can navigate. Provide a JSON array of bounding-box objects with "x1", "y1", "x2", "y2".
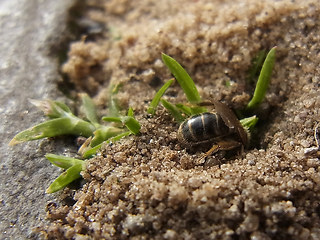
[{"x1": 40, "y1": 0, "x2": 320, "y2": 239}]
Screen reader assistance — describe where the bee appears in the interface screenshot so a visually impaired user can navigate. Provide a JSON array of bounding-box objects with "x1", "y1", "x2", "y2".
[
  {"x1": 304, "y1": 122, "x2": 320, "y2": 157},
  {"x1": 177, "y1": 100, "x2": 248, "y2": 161}
]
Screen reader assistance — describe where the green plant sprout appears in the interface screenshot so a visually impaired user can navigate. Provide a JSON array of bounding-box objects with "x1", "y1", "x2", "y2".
[
  {"x1": 10, "y1": 47, "x2": 275, "y2": 193},
  {"x1": 247, "y1": 50, "x2": 267, "y2": 84},
  {"x1": 160, "y1": 99, "x2": 185, "y2": 123},
  {"x1": 150, "y1": 47, "x2": 276, "y2": 131},
  {"x1": 9, "y1": 99, "x2": 96, "y2": 145},
  {"x1": 81, "y1": 131, "x2": 131, "y2": 159},
  {"x1": 147, "y1": 78, "x2": 175, "y2": 115},
  {"x1": 161, "y1": 53, "x2": 207, "y2": 115},
  {"x1": 161, "y1": 54, "x2": 202, "y2": 104},
  {"x1": 45, "y1": 154, "x2": 85, "y2": 193},
  {"x1": 10, "y1": 89, "x2": 141, "y2": 193},
  {"x1": 246, "y1": 47, "x2": 276, "y2": 111}
]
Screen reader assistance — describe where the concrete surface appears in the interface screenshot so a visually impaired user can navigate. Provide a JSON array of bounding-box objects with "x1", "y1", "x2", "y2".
[{"x1": 0, "y1": 0, "x2": 76, "y2": 238}]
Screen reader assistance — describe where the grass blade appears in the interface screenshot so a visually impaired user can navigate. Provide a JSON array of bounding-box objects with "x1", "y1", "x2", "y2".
[
  {"x1": 161, "y1": 99, "x2": 185, "y2": 123},
  {"x1": 45, "y1": 154, "x2": 84, "y2": 169},
  {"x1": 121, "y1": 116, "x2": 141, "y2": 134},
  {"x1": 127, "y1": 107, "x2": 134, "y2": 117},
  {"x1": 46, "y1": 163, "x2": 84, "y2": 193},
  {"x1": 147, "y1": 78, "x2": 174, "y2": 115},
  {"x1": 102, "y1": 116, "x2": 122, "y2": 123},
  {"x1": 82, "y1": 143, "x2": 103, "y2": 159},
  {"x1": 162, "y1": 53, "x2": 201, "y2": 104},
  {"x1": 175, "y1": 104, "x2": 192, "y2": 116},
  {"x1": 9, "y1": 117, "x2": 95, "y2": 145},
  {"x1": 82, "y1": 131, "x2": 131, "y2": 158},
  {"x1": 90, "y1": 126, "x2": 123, "y2": 147},
  {"x1": 246, "y1": 47, "x2": 276, "y2": 110},
  {"x1": 102, "y1": 115, "x2": 141, "y2": 135},
  {"x1": 108, "y1": 83, "x2": 123, "y2": 117},
  {"x1": 240, "y1": 115, "x2": 259, "y2": 129},
  {"x1": 29, "y1": 99, "x2": 72, "y2": 118},
  {"x1": 247, "y1": 50, "x2": 266, "y2": 83},
  {"x1": 190, "y1": 106, "x2": 207, "y2": 115},
  {"x1": 80, "y1": 93, "x2": 99, "y2": 126}
]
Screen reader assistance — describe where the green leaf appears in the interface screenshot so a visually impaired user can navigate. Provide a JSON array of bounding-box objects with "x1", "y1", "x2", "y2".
[
  {"x1": 102, "y1": 116, "x2": 122, "y2": 123},
  {"x1": 124, "y1": 108, "x2": 141, "y2": 134},
  {"x1": 175, "y1": 104, "x2": 192, "y2": 116},
  {"x1": 53, "y1": 101, "x2": 72, "y2": 114},
  {"x1": 147, "y1": 78, "x2": 175, "y2": 115},
  {"x1": 102, "y1": 114, "x2": 141, "y2": 135},
  {"x1": 108, "y1": 84, "x2": 123, "y2": 117},
  {"x1": 46, "y1": 163, "x2": 84, "y2": 193},
  {"x1": 190, "y1": 106, "x2": 207, "y2": 115},
  {"x1": 111, "y1": 83, "x2": 123, "y2": 94},
  {"x1": 161, "y1": 99, "x2": 185, "y2": 123},
  {"x1": 9, "y1": 117, "x2": 96, "y2": 145},
  {"x1": 121, "y1": 116, "x2": 141, "y2": 134},
  {"x1": 79, "y1": 93, "x2": 99, "y2": 126},
  {"x1": 45, "y1": 154, "x2": 84, "y2": 169},
  {"x1": 240, "y1": 115, "x2": 259, "y2": 129},
  {"x1": 127, "y1": 107, "x2": 134, "y2": 117},
  {"x1": 82, "y1": 143, "x2": 103, "y2": 159},
  {"x1": 90, "y1": 126, "x2": 123, "y2": 147},
  {"x1": 82, "y1": 131, "x2": 131, "y2": 159},
  {"x1": 29, "y1": 99, "x2": 72, "y2": 118},
  {"x1": 161, "y1": 53, "x2": 201, "y2": 104},
  {"x1": 246, "y1": 47, "x2": 276, "y2": 110},
  {"x1": 174, "y1": 104, "x2": 207, "y2": 116},
  {"x1": 247, "y1": 50, "x2": 266, "y2": 83}
]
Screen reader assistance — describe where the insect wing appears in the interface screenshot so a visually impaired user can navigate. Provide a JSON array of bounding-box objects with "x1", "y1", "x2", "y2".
[{"x1": 212, "y1": 100, "x2": 248, "y2": 146}]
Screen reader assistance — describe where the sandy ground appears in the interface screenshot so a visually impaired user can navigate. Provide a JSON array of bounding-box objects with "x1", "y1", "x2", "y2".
[{"x1": 40, "y1": 0, "x2": 320, "y2": 239}]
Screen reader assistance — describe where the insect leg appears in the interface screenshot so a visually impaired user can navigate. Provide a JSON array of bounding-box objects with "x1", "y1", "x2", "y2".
[
  {"x1": 197, "y1": 140, "x2": 242, "y2": 164},
  {"x1": 313, "y1": 122, "x2": 320, "y2": 157},
  {"x1": 196, "y1": 144, "x2": 220, "y2": 165}
]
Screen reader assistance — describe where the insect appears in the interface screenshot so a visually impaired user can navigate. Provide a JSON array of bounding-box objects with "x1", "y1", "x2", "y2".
[
  {"x1": 177, "y1": 100, "x2": 248, "y2": 161},
  {"x1": 305, "y1": 122, "x2": 320, "y2": 157}
]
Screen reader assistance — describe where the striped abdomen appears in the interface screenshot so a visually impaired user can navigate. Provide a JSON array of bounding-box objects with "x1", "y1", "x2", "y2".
[{"x1": 178, "y1": 112, "x2": 232, "y2": 145}]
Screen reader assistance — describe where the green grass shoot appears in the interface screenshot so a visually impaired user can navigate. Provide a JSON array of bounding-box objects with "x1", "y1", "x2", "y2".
[
  {"x1": 102, "y1": 107, "x2": 141, "y2": 135},
  {"x1": 121, "y1": 116, "x2": 141, "y2": 134},
  {"x1": 90, "y1": 126, "x2": 124, "y2": 147},
  {"x1": 247, "y1": 50, "x2": 266, "y2": 83},
  {"x1": 46, "y1": 163, "x2": 84, "y2": 194},
  {"x1": 80, "y1": 93, "x2": 99, "y2": 127},
  {"x1": 246, "y1": 47, "x2": 276, "y2": 111},
  {"x1": 45, "y1": 154, "x2": 85, "y2": 193},
  {"x1": 29, "y1": 99, "x2": 72, "y2": 119},
  {"x1": 240, "y1": 115, "x2": 259, "y2": 129},
  {"x1": 108, "y1": 83, "x2": 123, "y2": 117},
  {"x1": 162, "y1": 53, "x2": 201, "y2": 104},
  {"x1": 175, "y1": 104, "x2": 192, "y2": 116},
  {"x1": 157, "y1": 49, "x2": 276, "y2": 130},
  {"x1": 160, "y1": 99, "x2": 185, "y2": 123},
  {"x1": 9, "y1": 117, "x2": 96, "y2": 146},
  {"x1": 102, "y1": 116, "x2": 141, "y2": 135},
  {"x1": 45, "y1": 154, "x2": 84, "y2": 169},
  {"x1": 147, "y1": 78, "x2": 174, "y2": 115},
  {"x1": 10, "y1": 47, "x2": 276, "y2": 194},
  {"x1": 82, "y1": 131, "x2": 131, "y2": 159},
  {"x1": 10, "y1": 91, "x2": 142, "y2": 193}
]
